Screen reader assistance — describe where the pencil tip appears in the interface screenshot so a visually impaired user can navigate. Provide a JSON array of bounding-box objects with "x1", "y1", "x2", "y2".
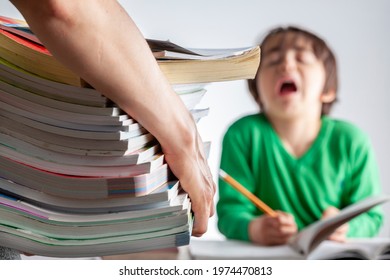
[{"x1": 219, "y1": 169, "x2": 226, "y2": 178}]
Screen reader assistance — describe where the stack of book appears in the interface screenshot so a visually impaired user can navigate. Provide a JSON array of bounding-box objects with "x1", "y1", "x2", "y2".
[{"x1": 0, "y1": 15, "x2": 260, "y2": 257}]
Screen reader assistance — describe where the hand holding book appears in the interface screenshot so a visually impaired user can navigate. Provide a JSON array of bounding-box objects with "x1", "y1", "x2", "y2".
[
  {"x1": 166, "y1": 133, "x2": 216, "y2": 236},
  {"x1": 8, "y1": 0, "x2": 222, "y2": 238},
  {"x1": 321, "y1": 206, "x2": 349, "y2": 242},
  {"x1": 248, "y1": 206, "x2": 348, "y2": 246}
]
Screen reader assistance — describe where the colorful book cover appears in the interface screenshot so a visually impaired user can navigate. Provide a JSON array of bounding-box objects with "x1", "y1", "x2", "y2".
[{"x1": 0, "y1": 15, "x2": 42, "y2": 45}]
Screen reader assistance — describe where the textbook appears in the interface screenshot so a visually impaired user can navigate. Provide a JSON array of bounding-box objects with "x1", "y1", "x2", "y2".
[
  {"x1": 0, "y1": 191, "x2": 192, "y2": 257},
  {"x1": 151, "y1": 40, "x2": 257, "y2": 61},
  {"x1": 178, "y1": 88, "x2": 206, "y2": 111},
  {"x1": 0, "y1": 143, "x2": 165, "y2": 177},
  {"x1": 189, "y1": 195, "x2": 390, "y2": 259},
  {"x1": 0, "y1": 15, "x2": 237, "y2": 258},
  {"x1": 0, "y1": 120, "x2": 155, "y2": 156},
  {"x1": 0, "y1": 226, "x2": 191, "y2": 258},
  {"x1": 0, "y1": 28, "x2": 84, "y2": 86},
  {"x1": 0, "y1": 15, "x2": 42, "y2": 44},
  {"x1": 0, "y1": 75, "x2": 206, "y2": 125},
  {"x1": 0, "y1": 56, "x2": 110, "y2": 107},
  {"x1": 0, "y1": 109, "x2": 145, "y2": 140},
  {"x1": 0, "y1": 18, "x2": 260, "y2": 86},
  {"x1": 0, "y1": 179, "x2": 181, "y2": 213},
  {"x1": 0, "y1": 132, "x2": 160, "y2": 166},
  {"x1": 0, "y1": 87, "x2": 207, "y2": 136},
  {"x1": 0, "y1": 192, "x2": 190, "y2": 235},
  {"x1": 0, "y1": 191, "x2": 190, "y2": 233},
  {"x1": 0, "y1": 57, "x2": 207, "y2": 109},
  {"x1": 0, "y1": 155, "x2": 171, "y2": 199}
]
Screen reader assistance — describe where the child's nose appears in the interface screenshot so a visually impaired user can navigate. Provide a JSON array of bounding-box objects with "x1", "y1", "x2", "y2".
[{"x1": 279, "y1": 51, "x2": 297, "y2": 72}]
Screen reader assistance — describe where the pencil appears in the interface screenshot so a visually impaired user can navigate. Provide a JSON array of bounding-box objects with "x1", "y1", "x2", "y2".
[{"x1": 219, "y1": 169, "x2": 277, "y2": 217}]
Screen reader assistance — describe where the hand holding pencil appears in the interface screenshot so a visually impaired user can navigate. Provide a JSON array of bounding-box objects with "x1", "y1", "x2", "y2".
[
  {"x1": 219, "y1": 169, "x2": 277, "y2": 217},
  {"x1": 219, "y1": 169, "x2": 297, "y2": 245}
]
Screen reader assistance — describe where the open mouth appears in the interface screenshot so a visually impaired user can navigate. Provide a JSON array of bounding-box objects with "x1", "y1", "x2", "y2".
[{"x1": 279, "y1": 81, "x2": 297, "y2": 95}]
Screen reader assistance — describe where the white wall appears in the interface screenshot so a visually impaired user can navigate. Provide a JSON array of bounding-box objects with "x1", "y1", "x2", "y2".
[{"x1": 1, "y1": 0, "x2": 389, "y2": 239}]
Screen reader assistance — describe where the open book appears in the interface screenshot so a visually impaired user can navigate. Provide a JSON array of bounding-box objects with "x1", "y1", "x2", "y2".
[
  {"x1": 308, "y1": 239, "x2": 390, "y2": 260},
  {"x1": 190, "y1": 195, "x2": 390, "y2": 259}
]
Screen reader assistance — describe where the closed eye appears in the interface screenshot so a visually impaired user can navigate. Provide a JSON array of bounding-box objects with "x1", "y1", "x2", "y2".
[
  {"x1": 263, "y1": 51, "x2": 282, "y2": 66},
  {"x1": 296, "y1": 50, "x2": 317, "y2": 64}
]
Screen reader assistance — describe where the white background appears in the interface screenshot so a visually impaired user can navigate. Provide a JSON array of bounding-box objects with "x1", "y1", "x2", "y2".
[{"x1": 1, "y1": 0, "x2": 389, "y2": 240}]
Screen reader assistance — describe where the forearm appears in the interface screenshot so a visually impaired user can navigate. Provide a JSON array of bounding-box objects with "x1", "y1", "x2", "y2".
[{"x1": 11, "y1": 0, "x2": 196, "y2": 154}]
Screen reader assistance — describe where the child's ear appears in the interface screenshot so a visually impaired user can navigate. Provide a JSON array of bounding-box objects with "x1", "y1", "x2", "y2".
[{"x1": 320, "y1": 90, "x2": 336, "y2": 104}]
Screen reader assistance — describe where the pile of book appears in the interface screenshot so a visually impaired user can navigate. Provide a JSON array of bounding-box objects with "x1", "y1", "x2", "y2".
[{"x1": 0, "y1": 15, "x2": 260, "y2": 257}]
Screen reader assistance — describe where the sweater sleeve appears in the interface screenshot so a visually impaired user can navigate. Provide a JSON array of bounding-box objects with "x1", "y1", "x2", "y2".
[
  {"x1": 342, "y1": 130, "x2": 383, "y2": 237},
  {"x1": 217, "y1": 121, "x2": 258, "y2": 241}
]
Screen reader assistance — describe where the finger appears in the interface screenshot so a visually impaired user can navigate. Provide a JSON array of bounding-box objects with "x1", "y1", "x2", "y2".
[
  {"x1": 275, "y1": 212, "x2": 296, "y2": 225},
  {"x1": 190, "y1": 176, "x2": 214, "y2": 236},
  {"x1": 333, "y1": 227, "x2": 348, "y2": 237},
  {"x1": 328, "y1": 235, "x2": 346, "y2": 243},
  {"x1": 192, "y1": 211, "x2": 209, "y2": 237},
  {"x1": 203, "y1": 165, "x2": 216, "y2": 218},
  {"x1": 193, "y1": 159, "x2": 216, "y2": 234},
  {"x1": 335, "y1": 225, "x2": 348, "y2": 233},
  {"x1": 265, "y1": 216, "x2": 297, "y2": 240},
  {"x1": 279, "y1": 224, "x2": 298, "y2": 235},
  {"x1": 266, "y1": 234, "x2": 292, "y2": 246},
  {"x1": 271, "y1": 226, "x2": 297, "y2": 239},
  {"x1": 188, "y1": 183, "x2": 210, "y2": 236},
  {"x1": 322, "y1": 206, "x2": 339, "y2": 219},
  {"x1": 266, "y1": 225, "x2": 291, "y2": 238},
  {"x1": 328, "y1": 231, "x2": 347, "y2": 243},
  {"x1": 190, "y1": 188, "x2": 209, "y2": 236},
  {"x1": 209, "y1": 195, "x2": 215, "y2": 217}
]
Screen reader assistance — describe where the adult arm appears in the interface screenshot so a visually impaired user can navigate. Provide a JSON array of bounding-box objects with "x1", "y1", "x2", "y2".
[{"x1": 10, "y1": 0, "x2": 215, "y2": 236}]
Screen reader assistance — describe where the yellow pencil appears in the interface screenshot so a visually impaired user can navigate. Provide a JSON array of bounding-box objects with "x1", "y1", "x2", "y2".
[{"x1": 219, "y1": 169, "x2": 277, "y2": 217}]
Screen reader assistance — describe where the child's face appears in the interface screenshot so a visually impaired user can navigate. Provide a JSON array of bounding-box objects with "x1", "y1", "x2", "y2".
[{"x1": 257, "y1": 32, "x2": 330, "y2": 120}]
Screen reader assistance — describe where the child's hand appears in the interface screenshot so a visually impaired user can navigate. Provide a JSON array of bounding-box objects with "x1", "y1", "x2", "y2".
[
  {"x1": 249, "y1": 211, "x2": 297, "y2": 246},
  {"x1": 321, "y1": 206, "x2": 349, "y2": 242}
]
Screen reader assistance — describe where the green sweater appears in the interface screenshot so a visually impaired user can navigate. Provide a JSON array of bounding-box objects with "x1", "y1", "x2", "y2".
[{"x1": 217, "y1": 113, "x2": 383, "y2": 241}]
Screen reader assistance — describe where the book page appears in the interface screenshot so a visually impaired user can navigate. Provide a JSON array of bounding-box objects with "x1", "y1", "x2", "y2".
[
  {"x1": 146, "y1": 38, "x2": 254, "y2": 58},
  {"x1": 288, "y1": 195, "x2": 390, "y2": 256},
  {"x1": 307, "y1": 238, "x2": 390, "y2": 260}
]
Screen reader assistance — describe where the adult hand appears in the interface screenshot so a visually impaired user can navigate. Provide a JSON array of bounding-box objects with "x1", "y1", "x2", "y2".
[{"x1": 164, "y1": 132, "x2": 216, "y2": 237}]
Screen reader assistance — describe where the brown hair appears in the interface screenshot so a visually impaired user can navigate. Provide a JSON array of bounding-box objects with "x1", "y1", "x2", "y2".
[{"x1": 248, "y1": 26, "x2": 338, "y2": 115}]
